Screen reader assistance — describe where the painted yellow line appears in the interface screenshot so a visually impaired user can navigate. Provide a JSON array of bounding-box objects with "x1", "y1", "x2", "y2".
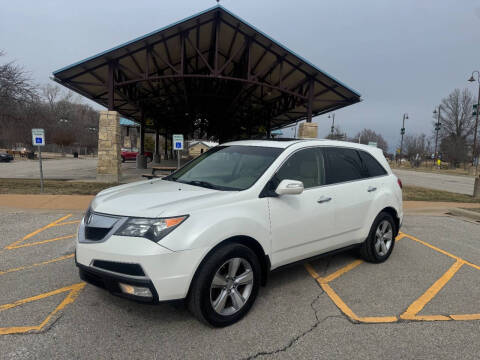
[
  {"x1": 304, "y1": 232, "x2": 480, "y2": 323},
  {"x1": 395, "y1": 233, "x2": 406, "y2": 242},
  {"x1": 304, "y1": 263, "x2": 321, "y2": 280},
  {"x1": 0, "y1": 282, "x2": 86, "y2": 335},
  {"x1": 402, "y1": 233, "x2": 460, "y2": 261},
  {"x1": 320, "y1": 283, "x2": 361, "y2": 321},
  {"x1": 7, "y1": 234, "x2": 75, "y2": 249},
  {"x1": 403, "y1": 233, "x2": 480, "y2": 272},
  {"x1": 305, "y1": 263, "x2": 399, "y2": 323},
  {"x1": 400, "y1": 260, "x2": 464, "y2": 320},
  {"x1": 322, "y1": 259, "x2": 363, "y2": 283},
  {"x1": 54, "y1": 220, "x2": 81, "y2": 227},
  {"x1": 450, "y1": 314, "x2": 480, "y2": 321},
  {"x1": 359, "y1": 316, "x2": 398, "y2": 323},
  {"x1": 403, "y1": 314, "x2": 451, "y2": 321},
  {"x1": 5, "y1": 214, "x2": 72, "y2": 249},
  {"x1": 0, "y1": 253, "x2": 74, "y2": 276}
]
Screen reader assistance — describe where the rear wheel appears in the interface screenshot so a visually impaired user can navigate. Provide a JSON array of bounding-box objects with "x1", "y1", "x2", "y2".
[
  {"x1": 187, "y1": 243, "x2": 261, "y2": 327},
  {"x1": 121, "y1": 156, "x2": 125, "y2": 163},
  {"x1": 359, "y1": 212, "x2": 396, "y2": 263}
]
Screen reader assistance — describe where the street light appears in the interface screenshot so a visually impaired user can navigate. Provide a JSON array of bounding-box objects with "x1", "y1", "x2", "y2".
[
  {"x1": 399, "y1": 113, "x2": 408, "y2": 163},
  {"x1": 328, "y1": 113, "x2": 336, "y2": 135},
  {"x1": 468, "y1": 71, "x2": 480, "y2": 178},
  {"x1": 433, "y1": 106, "x2": 442, "y2": 164}
]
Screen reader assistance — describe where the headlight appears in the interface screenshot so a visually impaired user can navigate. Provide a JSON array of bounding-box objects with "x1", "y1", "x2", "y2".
[{"x1": 115, "y1": 216, "x2": 188, "y2": 242}]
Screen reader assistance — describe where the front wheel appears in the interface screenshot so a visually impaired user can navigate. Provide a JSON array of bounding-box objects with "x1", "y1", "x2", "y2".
[
  {"x1": 359, "y1": 212, "x2": 396, "y2": 263},
  {"x1": 187, "y1": 243, "x2": 261, "y2": 327}
]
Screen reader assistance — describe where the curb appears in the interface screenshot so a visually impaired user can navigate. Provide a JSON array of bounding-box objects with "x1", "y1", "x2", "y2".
[{"x1": 447, "y1": 207, "x2": 480, "y2": 221}]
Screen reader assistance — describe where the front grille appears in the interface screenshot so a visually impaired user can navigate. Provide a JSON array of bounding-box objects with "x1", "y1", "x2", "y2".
[
  {"x1": 85, "y1": 226, "x2": 111, "y2": 241},
  {"x1": 92, "y1": 260, "x2": 145, "y2": 276}
]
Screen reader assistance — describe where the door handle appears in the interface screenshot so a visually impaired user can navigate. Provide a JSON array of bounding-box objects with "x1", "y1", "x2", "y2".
[
  {"x1": 367, "y1": 186, "x2": 377, "y2": 192},
  {"x1": 317, "y1": 196, "x2": 332, "y2": 203}
]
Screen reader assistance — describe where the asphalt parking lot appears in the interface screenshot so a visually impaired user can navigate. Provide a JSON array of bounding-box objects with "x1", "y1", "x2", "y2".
[{"x1": 0, "y1": 209, "x2": 479, "y2": 359}]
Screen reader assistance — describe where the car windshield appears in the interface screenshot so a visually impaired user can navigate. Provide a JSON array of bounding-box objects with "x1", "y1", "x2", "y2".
[{"x1": 166, "y1": 145, "x2": 283, "y2": 191}]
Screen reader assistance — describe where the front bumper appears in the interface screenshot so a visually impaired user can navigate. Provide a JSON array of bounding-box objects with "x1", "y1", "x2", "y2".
[
  {"x1": 76, "y1": 234, "x2": 208, "y2": 302},
  {"x1": 77, "y1": 262, "x2": 159, "y2": 303}
]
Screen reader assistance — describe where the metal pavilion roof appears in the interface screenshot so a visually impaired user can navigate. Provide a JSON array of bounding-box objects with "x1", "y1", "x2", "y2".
[{"x1": 52, "y1": 5, "x2": 361, "y2": 140}]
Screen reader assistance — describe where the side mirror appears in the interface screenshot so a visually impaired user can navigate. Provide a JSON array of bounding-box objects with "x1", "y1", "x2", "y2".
[{"x1": 275, "y1": 179, "x2": 304, "y2": 195}]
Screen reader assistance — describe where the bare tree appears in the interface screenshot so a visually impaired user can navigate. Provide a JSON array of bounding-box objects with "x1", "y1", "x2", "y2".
[
  {"x1": 402, "y1": 133, "x2": 429, "y2": 166},
  {"x1": 325, "y1": 126, "x2": 346, "y2": 141},
  {"x1": 353, "y1": 128, "x2": 389, "y2": 152},
  {"x1": 436, "y1": 88, "x2": 475, "y2": 166}
]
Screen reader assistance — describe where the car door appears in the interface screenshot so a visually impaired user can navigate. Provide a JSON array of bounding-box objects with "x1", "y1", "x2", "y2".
[
  {"x1": 268, "y1": 147, "x2": 336, "y2": 268},
  {"x1": 321, "y1": 147, "x2": 374, "y2": 245}
]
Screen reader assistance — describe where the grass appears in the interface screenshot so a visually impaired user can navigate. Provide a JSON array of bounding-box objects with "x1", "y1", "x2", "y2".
[
  {"x1": 390, "y1": 164, "x2": 474, "y2": 177},
  {"x1": 0, "y1": 178, "x2": 117, "y2": 195},
  {"x1": 1, "y1": 179, "x2": 479, "y2": 203},
  {"x1": 403, "y1": 185, "x2": 480, "y2": 203},
  {"x1": 464, "y1": 207, "x2": 480, "y2": 213}
]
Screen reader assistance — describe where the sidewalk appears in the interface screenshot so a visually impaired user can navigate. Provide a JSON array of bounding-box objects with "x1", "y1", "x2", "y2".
[
  {"x1": 0, "y1": 194, "x2": 478, "y2": 213},
  {"x1": 0, "y1": 194, "x2": 93, "y2": 210}
]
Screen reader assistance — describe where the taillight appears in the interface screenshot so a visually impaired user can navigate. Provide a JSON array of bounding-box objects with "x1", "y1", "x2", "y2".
[{"x1": 397, "y1": 178, "x2": 403, "y2": 189}]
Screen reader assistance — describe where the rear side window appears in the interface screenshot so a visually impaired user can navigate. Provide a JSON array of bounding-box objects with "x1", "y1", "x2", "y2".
[
  {"x1": 324, "y1": 147, "x2": 365, "y2": 184},
  {"x1": 358, "y1": 150, "x2": 388, "y2": 177},
  {"x1": 274, "y1": 148, "x2": 323, "y2": 188}
]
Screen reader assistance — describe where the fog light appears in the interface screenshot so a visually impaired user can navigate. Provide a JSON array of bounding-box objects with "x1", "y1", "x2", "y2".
[{"x1": 119, "y1": 283, "x2": 152, "y2": 298}]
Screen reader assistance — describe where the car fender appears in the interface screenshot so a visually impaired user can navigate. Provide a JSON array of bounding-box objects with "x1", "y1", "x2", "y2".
[{"x1": 159, "y1": 201, "x2": 271, "y2": 255}]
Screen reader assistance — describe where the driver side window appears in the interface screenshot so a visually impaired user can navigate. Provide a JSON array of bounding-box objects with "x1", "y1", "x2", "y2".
[{"x1": 274, "y1": 148, "x2": 324, "y2": 189}]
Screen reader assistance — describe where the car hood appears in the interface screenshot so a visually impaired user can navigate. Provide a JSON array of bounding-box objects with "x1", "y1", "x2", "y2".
[{"x1": 91, "y1": 179, "x2": 231, "y2": 217}]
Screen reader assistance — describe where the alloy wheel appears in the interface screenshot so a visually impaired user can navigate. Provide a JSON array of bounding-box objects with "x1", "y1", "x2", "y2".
[
  {"x1": 374, "y1": 220, "x2": 393, "y2": 256},
  {"x1": 210, "y1": 257, "x2": 254, "y2": 316}
]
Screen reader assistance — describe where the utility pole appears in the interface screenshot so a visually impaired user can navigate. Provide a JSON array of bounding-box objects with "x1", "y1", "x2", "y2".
[
  {"x1": 399, "y1": 113, "x2": 408, "y2": 163},
  {"x1": 468, "y1": 71, "x2": 480, "y2": 177},
  {"x1": 433, "y1": 106, "x2": 441, "y2": 163},
  {"x1": 328, "y1": 113, "x2": 335, "y2": 136}
]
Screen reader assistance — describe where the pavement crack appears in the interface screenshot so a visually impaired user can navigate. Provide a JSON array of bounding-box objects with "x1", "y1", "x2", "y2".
[{"x1": 243, "y1": 293, "x2": 343, "y2": 360}]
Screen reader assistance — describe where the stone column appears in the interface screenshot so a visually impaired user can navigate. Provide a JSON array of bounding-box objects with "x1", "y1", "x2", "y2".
[
  {"x1": 97, "y1": 111, "x2": 121, "y2": 182},
  {"x1": 136, "y1": 122, "x2": 147, "y2": 169},
  {"x1": 298, "y1": 122, "x2": 318, "y2": 139}
]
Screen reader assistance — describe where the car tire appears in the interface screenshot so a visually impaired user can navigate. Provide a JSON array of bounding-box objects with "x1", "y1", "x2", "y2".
[
  {"x1": 359, "y1": 211, "x2": 396, "y2": 263},
  {"x1": 147, "y1": 156, "x2": 152, "y2": 163},
  {"x1": 187, "y1": 243, "x2": 261, "y2": 327},
  {"x1": 121, "y1": 156, "x2": 125, "y2": 163}
]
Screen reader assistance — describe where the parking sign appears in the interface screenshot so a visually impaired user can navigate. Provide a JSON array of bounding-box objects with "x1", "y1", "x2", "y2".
[
  {"x1": 32, "y1": 128, "x2": 45, "y2": 147},
  {"x1": 172, "y1": 134, "x2": 184, "y2": 150}
]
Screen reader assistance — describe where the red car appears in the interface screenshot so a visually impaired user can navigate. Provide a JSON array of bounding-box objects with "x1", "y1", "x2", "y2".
[{"x1": 121, "y1": 148, "x2": 153, "y2": 162}]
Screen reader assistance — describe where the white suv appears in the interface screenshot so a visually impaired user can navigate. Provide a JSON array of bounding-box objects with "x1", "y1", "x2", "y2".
[{"x1": 76, "y1": 139, "x2": 403, "y2": 327}]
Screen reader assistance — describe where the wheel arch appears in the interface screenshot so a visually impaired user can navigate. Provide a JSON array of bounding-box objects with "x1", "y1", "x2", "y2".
[
  {"x1": 379, "y1": 206, "x2": 400, "y2": 237},
  {"x1": 187, "y1": 235, "x2": 270, "y2": 299}
]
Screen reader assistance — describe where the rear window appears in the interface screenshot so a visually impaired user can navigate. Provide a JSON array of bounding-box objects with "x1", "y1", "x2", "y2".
[
  {"x1": 358, "y1": 150, "x2": 388, "y2": 177},
  {"x1": 324, "y1": 147, "x2": 365, "y2": 184}
]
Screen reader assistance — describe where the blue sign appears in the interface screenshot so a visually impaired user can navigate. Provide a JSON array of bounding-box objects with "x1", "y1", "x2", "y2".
[
  {"x1": 35, "y1": 137, "x2": 42, "y2": 144},
  {"x1": 175, "y1": 142, "x2": 182, "y2": 149}
]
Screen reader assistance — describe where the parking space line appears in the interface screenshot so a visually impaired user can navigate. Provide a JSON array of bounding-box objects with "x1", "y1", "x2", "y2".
[
  {"x1": 54, "y1": 220, "x2": 81, "y2": 227},
  {"x1": 304, "y1": 233, "x2": 480, "y2": 324},
  {"x1": 0, "y1": 253, "x2": 74, "y2": 276},
  {"x1": 322, "y1": 260, "x2": 363, "y2": 283},
  {"x1": 4, "y1": 214, "x2": 78, "y2": 250},
  {"x1": 304, "y1": 263, "x2": 398, "y2": 323},
  {"x1": 400, "y1": 260, "x2": 464, "y2": 320},
  {"x1": 402, "y1": 233, "x2": 480, "y2": 271},
  {"x1": 7, "y1": 235, "x2": 75, "y2": 250},
  {"x1": 0, "y1": 282, "x2": 85, "y2": 335}
]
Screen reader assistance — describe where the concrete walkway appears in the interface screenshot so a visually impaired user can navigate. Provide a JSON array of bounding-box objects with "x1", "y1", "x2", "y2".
[{"x1": 0, "y1": 194, "x2": 478, "y2": 213}]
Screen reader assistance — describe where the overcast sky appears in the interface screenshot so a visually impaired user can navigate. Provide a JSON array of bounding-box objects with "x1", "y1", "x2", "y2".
[{"x1": 2, "y1": 0, "x2": 480, "y2": 150}]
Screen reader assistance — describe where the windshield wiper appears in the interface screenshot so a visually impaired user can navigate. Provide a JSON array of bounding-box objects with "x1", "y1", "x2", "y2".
[{"x1": 180, "y1": 180, "x2": 217, "y2": 189}]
